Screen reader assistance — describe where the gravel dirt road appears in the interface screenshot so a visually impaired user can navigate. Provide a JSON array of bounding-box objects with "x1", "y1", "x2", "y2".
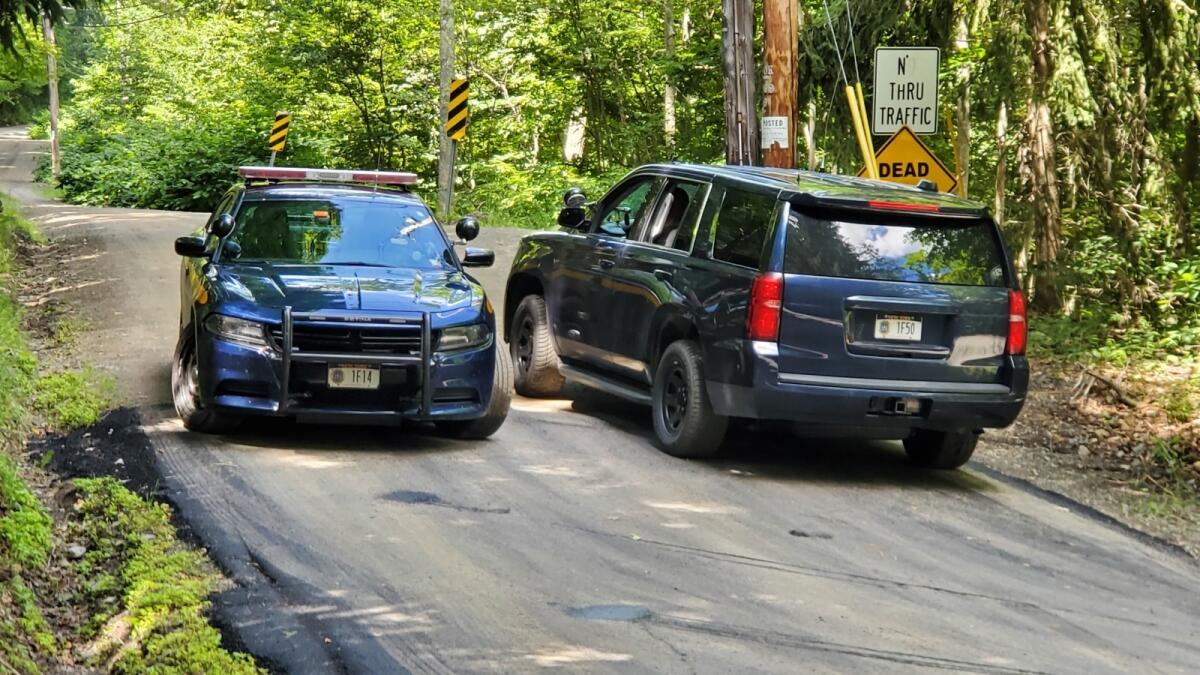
[{"x1": 5, "y1": 128, "x2": 1197, "y2": 674}]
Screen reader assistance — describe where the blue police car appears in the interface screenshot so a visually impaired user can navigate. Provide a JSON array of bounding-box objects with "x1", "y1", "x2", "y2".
[{"x1": 172, "y1": 166, "x2": 510, "y2": 438}]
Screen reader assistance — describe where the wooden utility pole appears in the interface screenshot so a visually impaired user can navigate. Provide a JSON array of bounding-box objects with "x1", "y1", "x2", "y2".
[
  {"x1": 761, "y1": 0, "x2": 797, "y2": 169},
  {"x1": 42, "y1": 13, "x2": 61, "y2": 176},
  {"x1": 721, "y1": 0, "x2": 758, "y2": 165},
  {"x1": 436, "y1": 0, "x2": 455, "y2": 221}
]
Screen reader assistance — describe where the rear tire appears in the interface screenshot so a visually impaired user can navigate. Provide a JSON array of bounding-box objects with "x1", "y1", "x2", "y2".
[
  {"x1": 651, "y1": 340, "x2": 728, "y2": 458},
  {"x1": 172, "y1": 339, "x2": 240, "y2": 434},
  {"x1": 510, "y1": 295, "x2": 564, "y2": 398},
  {"x1": 903, "y1": 429, "x2": 978, "y2": 469},
  {"x1": 438, "y1": 346, "x2": 513, "y2": 440}
]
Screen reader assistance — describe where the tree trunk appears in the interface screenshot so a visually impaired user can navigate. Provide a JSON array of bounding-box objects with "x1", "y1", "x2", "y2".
[
  {"x1": 995, "y1": 100, "x2": 1007, "y2": 227},
  {"x1": 664, "y1": 0, "x2": 677, "y2": 150},
  {"x1": 42, "y1": 13, "x2": 60, "y2": 177},
  {"x1": 1023, "y1": 0, "x2": 1063, "y2": 312},
  {"x1": 953, "y1": 14, "x2": 970, "y2": 197},
  {"x1": 437, "y1": 0, "x2": 455, "y2": 220},
  {"x1": 722, "y1": 0, "x2": 758, "y2": 165}
]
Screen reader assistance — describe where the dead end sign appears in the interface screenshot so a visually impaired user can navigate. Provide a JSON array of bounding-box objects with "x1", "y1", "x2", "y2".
[{"x1": 858, "y1": 126, "x2": 958, "y2": 194}]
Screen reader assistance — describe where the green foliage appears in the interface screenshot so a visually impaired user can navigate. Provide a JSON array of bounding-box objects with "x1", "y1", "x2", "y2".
[
  {"x1": 0, "y1": 454, "x2": 52, "y2": 570},
  {"x1": 1162, "y1": 380, "x2": 1198, "y2": 425},
  {"x1": 73, "y1": 478, "x2": 261, "y2": 673},
  {"x1": 33, "y1": 368, "x2": 114, "y2": 430}
]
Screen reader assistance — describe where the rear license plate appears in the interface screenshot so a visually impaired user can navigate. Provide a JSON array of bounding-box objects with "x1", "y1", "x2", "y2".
[
  {"x1": 328, "y1": 365, "x2": 380, "y2": 390},
  {"x1": 874, "y1": 315, "x2": 923, "y2": 342}
]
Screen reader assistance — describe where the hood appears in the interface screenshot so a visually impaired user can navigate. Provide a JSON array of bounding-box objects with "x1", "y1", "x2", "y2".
[{"x1": 214, "y1": 263, "x2": 477, "y2": 314}]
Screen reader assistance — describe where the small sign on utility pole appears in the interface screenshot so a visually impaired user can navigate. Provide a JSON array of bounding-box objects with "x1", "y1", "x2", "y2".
[{"x1": 872, "y1": 47, "x2": 940, "y2": 135}]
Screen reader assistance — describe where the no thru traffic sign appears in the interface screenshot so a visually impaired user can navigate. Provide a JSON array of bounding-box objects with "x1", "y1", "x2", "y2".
[
  {"x1": 858, "y1": 126, "x2": 958, "y2": 194},
  {"x1": 873, "y1": 47, "x2": 940, "y2": 135}
]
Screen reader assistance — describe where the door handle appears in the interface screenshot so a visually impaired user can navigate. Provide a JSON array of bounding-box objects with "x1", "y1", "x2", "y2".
[
  {"x1": 653, "y1": 269, "x2": 673, "y2": 282},
  {"x1": 599, "y1": 259, "x2": 616, "y2": 270}
]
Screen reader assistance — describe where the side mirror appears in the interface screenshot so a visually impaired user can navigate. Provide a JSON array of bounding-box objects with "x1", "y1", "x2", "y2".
[
  {"x1": 461, "y1": 247, "x2": 495, "y2": 268},
  {"x1": 210, "y1": 213, "x2": 236, "y2": 238},
  {"x1": 175, "y1": 236, "x2": 209, "y2": 258},
  {"x1": 557, "y1": 206, "x2": 588, "y2": 230},
  {"x1": 455, "y1": 216, "x2": 480, "y2": 242},
  {"x1": 564, "y1": 187, "x2": 588, "y2": 208}
]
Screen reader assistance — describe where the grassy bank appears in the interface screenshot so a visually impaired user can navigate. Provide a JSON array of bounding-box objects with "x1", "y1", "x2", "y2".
[{"x1": 0, "y1": 194, "x2": 259, "y2": 673}]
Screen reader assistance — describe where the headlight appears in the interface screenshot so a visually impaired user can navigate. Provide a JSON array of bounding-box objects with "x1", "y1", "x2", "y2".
[
  {"x1": 204, "y1": 314, "x2": 268, "y2": 347},
  {"x1": 436, "y1": 323, "x2": 490, "y2": 351}
]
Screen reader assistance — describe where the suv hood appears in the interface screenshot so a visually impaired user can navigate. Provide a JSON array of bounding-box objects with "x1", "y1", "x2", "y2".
[{"x1": 214, "y1": 263, "x2": 477, "y2": 314}]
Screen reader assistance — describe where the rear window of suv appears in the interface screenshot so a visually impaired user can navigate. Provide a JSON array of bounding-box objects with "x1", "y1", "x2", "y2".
[
  {"x1": 784, "y1": 210, "x2": 1007, "y2": 287},
  {"x1": 711, "y1": 188, "x2": 777, "y2": 268}
]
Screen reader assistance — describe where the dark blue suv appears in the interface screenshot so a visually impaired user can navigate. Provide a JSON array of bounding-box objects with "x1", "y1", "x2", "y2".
[
  {"x1": 172, "y1": 167, "x2": 511, "y2": 439},
  {"x1": 504, "y1": 164, "x2": 1028, "y2": 468}
]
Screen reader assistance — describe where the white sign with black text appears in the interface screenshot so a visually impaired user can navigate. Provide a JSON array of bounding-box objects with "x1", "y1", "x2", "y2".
[{"x1": 872, "y1": 47, "x2": 940, "y2": 135}]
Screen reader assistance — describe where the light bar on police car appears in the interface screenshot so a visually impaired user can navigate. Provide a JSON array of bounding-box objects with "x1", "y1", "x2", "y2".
[{"x1": 238, "y1": 166, "x2": 418, "y2": 186}]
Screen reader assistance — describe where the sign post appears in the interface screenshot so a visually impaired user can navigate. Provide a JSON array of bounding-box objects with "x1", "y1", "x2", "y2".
[
  {"x1": 872, "y1": 47, "x2": 940, "y2": 136},
  {"x1": 442, "y1": 78, "x2": 468, "y2": 219},
  {"x1": 858, "y1": 126, "x2": 958, "y2": 193},
  {"x1": 268, "y1": 112, "x2": 291, "y2": 167}
]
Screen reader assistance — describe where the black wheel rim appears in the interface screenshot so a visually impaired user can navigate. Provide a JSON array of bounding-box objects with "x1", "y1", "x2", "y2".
[
  {"x1": 660, "y1": 358, "x2": 688, "y2": 433},
  {"x1": 515, "y1": 316, "x2": 535, "y2": 374}
]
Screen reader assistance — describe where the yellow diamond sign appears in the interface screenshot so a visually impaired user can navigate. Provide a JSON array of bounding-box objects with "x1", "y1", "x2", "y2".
[{"x1": 858, "y1": 126, "x2": 958, "y2": 194}]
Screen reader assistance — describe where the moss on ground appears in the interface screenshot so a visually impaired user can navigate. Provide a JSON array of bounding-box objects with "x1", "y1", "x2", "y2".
[
  {"x1": 34, "y1": 369, "x2": 117, "y2": 431},
  {"x1": 72, "y1": 479, "x2": 260, "y2": 674}
]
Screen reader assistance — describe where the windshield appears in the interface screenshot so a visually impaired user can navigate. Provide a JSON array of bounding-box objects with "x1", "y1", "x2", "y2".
[
  {"x1": 226, "y1": 198, "x2": 453, "y2": 270},
  {"x1": 784, "y1": 210, "x2": 1007, "y2": 287}
]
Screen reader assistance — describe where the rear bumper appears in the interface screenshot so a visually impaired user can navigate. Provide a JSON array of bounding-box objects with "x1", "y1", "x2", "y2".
[
  {"x1": 195, "y1": 310, "x2": 495, "y2": 423},
  {"x1": 707, "y1": 342, "x2": 1027, "y2": 432}
]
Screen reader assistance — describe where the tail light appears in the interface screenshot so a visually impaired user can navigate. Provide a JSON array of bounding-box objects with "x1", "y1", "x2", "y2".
[
  {"x1": 747, "y1": 273, "x2": 784, "y2": 342},
  {"x1": 1006, "y1": 290, "x2": 1027, "y2": 355}
]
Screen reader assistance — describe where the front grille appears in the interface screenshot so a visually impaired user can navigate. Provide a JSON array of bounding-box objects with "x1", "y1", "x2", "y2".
[{"x1": 269, "y1": 324, "x2": 422, "y2": 356}]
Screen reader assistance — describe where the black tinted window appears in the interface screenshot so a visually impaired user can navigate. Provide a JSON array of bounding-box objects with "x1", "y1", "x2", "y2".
[
  {"x1": 711, "y1": 188, "x2": 776, "y2": 268},
  {"x1": 784, "y1": 211, "x2": 1007, "y2": 287}
]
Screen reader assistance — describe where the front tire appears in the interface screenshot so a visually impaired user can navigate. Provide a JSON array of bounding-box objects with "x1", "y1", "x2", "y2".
[
  {"x1": 172, "y1": 339, "x2": 240, "y2": 434},
  {"x1": 903, "y1": 429, "x2": 979, "y2": 469},
  {"x1": 510, "y1": 295, "x2": 564, "y2": 398},
  {"x1": 438, "y1": 346, "x2": 513, "y2": 440},
  {"x1": 651, "y1": 340, "x2": 728, "y2": 458}
]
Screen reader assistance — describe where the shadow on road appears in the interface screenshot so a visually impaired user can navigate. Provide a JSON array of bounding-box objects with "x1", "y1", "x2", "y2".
[
  {"x1": 564, "y1": 391, "x2": 1000, "y2": 493},
  {"x1": 211, "y1": 416, "x2": 474, "y2": 458}
]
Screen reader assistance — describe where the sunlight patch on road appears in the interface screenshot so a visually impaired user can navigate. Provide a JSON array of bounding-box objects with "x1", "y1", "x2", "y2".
[
  {"x1": 643, "y1": 500, "x2": 739, "y2": 515},
  {"x1": 522, "y1": 464, "x2": 585, "y2": 478},
  {"x1": 522, "y1": 646, "x2": 632, "y2": 667},
  {"x1": 511, "y1": 398, "x2": 574, "y2": 413}
]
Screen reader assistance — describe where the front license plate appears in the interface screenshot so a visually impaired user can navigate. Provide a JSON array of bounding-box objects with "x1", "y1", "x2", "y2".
[
  {"x1": 328, "y1": 365, "x2": 380, "y2": 390},
  {"x1": 874, "y1": 315, "x2": 923, "y2": 342}
]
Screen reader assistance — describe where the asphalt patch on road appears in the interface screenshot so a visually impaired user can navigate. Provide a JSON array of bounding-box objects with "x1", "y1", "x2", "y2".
[
  {"x1": 27, "y1": 407, "x2": 163, "y2": 498},
  {"x1": 383, "y1": 489, "x2": 511, "y2": 514}
]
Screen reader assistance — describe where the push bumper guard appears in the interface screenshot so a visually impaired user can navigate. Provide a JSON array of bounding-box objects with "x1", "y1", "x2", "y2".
[{"x1": 276, "y1": 307, "x2": 433, "y2": 417}]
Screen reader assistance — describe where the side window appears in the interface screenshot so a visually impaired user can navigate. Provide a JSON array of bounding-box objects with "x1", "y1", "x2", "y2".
[
  {"x1": 710, "y1": 188, "x2": 777, "y2": 269},
  {"x1": 637, "y1": 180, "x2": 706, "y2": 252},
  {"x1": 207, "y1": 192, "x2": 237, "y2": 229},
  {"x1": 594, "y1": 178, "x2": 659, "y2": 238}
]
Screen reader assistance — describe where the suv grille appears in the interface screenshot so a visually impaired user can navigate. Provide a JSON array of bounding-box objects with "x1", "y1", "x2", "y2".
[{"x1": 269, "y1": 325, "x2": 422, "y2": 356}]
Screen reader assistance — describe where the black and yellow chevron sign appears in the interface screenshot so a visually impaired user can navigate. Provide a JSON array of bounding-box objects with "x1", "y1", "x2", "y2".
[
  {"x1": 269, "y1": 112, "x2": 291, "y2": 152},
  {"x1": 446, "y1": 79, "x2": 468, "y2": 141}
]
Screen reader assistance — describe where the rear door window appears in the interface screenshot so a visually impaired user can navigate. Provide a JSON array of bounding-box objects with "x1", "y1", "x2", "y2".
[
  {"x1": 784, "y1": 210, "x2": 1007, "y2": 287},
  {"x1": 710, "y1": 188, "x2": 778, "y2": 268},
  {"x1": 637, "y1": 179, "x2": 706, "y2": 252}
]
